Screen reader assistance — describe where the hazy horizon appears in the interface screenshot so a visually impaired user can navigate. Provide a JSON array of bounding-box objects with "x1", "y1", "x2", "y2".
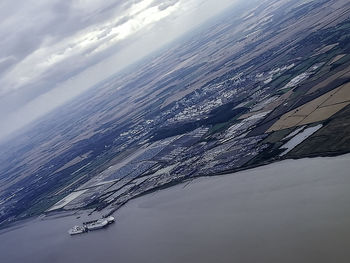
[{"x1": 0, "y1": 0, "x2": 240, "y2": 141}]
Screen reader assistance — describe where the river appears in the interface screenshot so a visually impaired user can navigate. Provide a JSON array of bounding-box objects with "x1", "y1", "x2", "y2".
[{"x1": 1, "y1": 154, "x2": 350, "y2": 263}]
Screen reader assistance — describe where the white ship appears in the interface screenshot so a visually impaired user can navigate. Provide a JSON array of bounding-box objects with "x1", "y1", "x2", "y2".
[
  {"x1": 68, "y1": 225, "x2": 87, "y2": 235},
  {"x1": 68, "y1": 216, "x2": 115, "y2": 235},
  {"x1": 105, "y1": 216, "x2": 115, "y2": 224},
  {"x1": 84, "y1": 218, "x2": 108, "y2": 231}
]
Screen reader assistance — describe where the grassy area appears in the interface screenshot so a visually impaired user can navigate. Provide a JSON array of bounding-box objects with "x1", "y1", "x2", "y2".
[
  {"x1": 207, "y1": 122, "x2": 231, "y2": 135},
  {"x1": 287, "y1": 105, "x2": 350, "y2": 157},
  {"x1": 269, "y1": 74, "x2": 292, "y2": 90}
]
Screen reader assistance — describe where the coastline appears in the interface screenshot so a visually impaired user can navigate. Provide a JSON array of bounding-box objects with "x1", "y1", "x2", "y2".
[{"x1": 2, "y1": 150, "x2": 350, "y2": 231}]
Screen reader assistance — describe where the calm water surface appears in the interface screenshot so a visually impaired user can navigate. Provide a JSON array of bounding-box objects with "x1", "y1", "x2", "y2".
[{"x1": 1, "y1": 155, "x2": 350, "y2": 263}]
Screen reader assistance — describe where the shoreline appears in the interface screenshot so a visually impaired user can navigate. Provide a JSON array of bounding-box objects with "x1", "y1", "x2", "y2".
[{"x1": 1, "y1": 150, "x2": 349, "y2": 232}]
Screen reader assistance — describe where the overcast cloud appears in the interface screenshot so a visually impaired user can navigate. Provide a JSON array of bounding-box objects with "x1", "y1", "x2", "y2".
[{"x1": 0, "y1": 0, "x2": 236, "y2": 140}]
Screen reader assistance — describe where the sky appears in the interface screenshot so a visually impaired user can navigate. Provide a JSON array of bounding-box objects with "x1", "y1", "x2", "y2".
[{"x1": 0, "y1": 0, "x2": 237, "y2": 140}]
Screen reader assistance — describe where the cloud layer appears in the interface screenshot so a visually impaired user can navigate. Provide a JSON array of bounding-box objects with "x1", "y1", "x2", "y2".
[{"x1": 0, "y1": 0, "x2": 182, "y2": 96}]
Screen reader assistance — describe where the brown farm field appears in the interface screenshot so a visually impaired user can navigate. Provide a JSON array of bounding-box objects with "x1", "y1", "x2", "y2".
[{"x1": 268, "y1": 82, "x2": 350, "y2": 132}]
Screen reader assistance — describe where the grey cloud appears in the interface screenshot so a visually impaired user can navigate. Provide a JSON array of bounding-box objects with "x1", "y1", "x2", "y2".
[
  {"x1": 0, "y1": 56, "x2": 16, "y2": 75},
  {"x1": 0, "y1": 0, "x2": 143, "y2": 112},
  {"x1": 0, "y1": 0, "x2": 128, "y2": 60},
  {"x1": 0, "y1": 0, "x2": 141, "y2": 95}
]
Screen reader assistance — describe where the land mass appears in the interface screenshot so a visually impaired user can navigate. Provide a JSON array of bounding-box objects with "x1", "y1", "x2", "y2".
[{"x1": 1, "y1": 0, "x2": 350, "y2": 227}]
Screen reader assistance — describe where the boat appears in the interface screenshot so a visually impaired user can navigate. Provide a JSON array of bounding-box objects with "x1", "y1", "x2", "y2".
[
  {"x1": 83, "y1": 216, "x2": 115, "y2": 231},
  {"x1": 84, "y1": 218, "x2": 108, "y2": 231},
  {"x1": 68, "y1": 225, "x2": 87, "y2": 235},
  {"x1": 68, "y1": 216, "x2": 115, "y2": 235},
  {"x1": 105, "y1": 216, "x2": 115, "y2": 224}
]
